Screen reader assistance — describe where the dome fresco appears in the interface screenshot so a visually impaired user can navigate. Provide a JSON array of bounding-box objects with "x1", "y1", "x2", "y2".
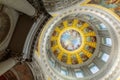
[
  {"x1": 50, "y1": 18, "x2": 97, "y2": 65},
  {"x1": 60, "y1": 29, "x2": 82, "y2": 51},
  {"x1": 37, "y1": 3, "x2": 120, "y2": 79}
]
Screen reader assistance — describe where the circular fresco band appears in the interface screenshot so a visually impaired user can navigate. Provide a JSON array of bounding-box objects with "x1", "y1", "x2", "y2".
[{"x1": 50, "y1": 19, "x2": 97, "y2": 65}]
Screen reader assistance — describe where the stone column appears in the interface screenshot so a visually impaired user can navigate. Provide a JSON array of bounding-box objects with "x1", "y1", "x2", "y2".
[
  {"x1": 0, "y1": 58, "x2": 18, "y2": 75},
  {"x1": 0, "y1": 0, "x2": 36, "y2": 16}
]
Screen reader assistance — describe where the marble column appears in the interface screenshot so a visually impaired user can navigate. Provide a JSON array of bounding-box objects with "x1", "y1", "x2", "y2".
[{"x1": 0, "y1": 58, "x2": 18, "y2": 75}]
